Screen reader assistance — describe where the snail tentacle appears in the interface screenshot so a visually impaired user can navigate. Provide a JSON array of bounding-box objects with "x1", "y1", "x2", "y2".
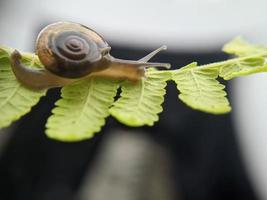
[
  {"x1": 10, "y1": 50, "x2": 78, "y2": 90},
  {"x1": 90, "y1": 47, "x2": 171, "y2": 81},
  {"x1": 139, "y1": 45, "x2": 168, "y2": 62}
]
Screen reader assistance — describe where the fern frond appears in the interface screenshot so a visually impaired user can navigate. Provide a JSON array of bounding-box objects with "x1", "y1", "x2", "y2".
[
  {"x1": 45, "y1": 78, "x2": 118, "y2": 141},
  {"x1": 109, "y1": 70, "x2": 171, "y2": 127},
  {"x1": 220, "y1": 37, "x2": 267, "y2": 79},
  {"x1": 173, "y1": 63, "x2": 231, "y2": 114},
  {"x1": 219, "y1": 56, "x2": 267, "y2": 80},
  {"x1": 1, "y1": 36, "x2": 267, "y2": 141},
  {"x1": 223, "y1": 36, "x2": 267, "y2": 56},
  {"x1": 0, "y1": 47, "x2": 46, "y2": 128}
]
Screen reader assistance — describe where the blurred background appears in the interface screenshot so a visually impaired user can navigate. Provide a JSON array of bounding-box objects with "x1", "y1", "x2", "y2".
[{"x1": 0, "y1": 0, "x2": 267, "y2": 199}]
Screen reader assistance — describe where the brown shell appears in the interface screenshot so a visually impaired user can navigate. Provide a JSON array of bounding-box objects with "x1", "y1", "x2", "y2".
[{"x1": 36, "y1": 22, "x2": 110, "y2": 78}]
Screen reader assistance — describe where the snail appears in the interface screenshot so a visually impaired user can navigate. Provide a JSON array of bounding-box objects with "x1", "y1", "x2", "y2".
[{"x1": 10, "y1": 22, "x2": 171, "y2": 90}]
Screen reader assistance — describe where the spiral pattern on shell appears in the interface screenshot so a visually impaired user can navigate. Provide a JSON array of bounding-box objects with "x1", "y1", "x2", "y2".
[{"x1": 36, "y1": 22, "x2": 110, "y2": 78}]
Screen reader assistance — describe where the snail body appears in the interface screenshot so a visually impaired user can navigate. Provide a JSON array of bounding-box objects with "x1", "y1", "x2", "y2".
[{"x1": 10, "y1": 22, "x2": 170, "y2": 90}]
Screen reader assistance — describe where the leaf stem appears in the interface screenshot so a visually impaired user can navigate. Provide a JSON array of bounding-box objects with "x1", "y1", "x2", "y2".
[
  {"x1": 149, "y1": 51, "x2": 267, "y2": 76},
  {"x1": 197, "y1": 52, "x2": 267, "y2": 70}
]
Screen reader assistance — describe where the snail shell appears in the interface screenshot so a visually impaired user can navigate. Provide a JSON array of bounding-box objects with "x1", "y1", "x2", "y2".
[
  {"x1": 10, "y1": 21, "x2": 171, "y2": 90},
  {"x1": 36, "y1": 22, "x2": 110, "y2": 78}
]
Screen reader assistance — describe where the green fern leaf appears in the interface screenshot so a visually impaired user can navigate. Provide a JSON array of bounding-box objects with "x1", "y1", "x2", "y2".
[
  {"x1": 109, "y1": 70, "x2": 171, "y2": 127},
  {"x1": 219, "y1": 56, "x2": 267, "y2": 80},
  {"x1": 45, "y1": 78, "x2": 118, "y2": 141},
  {"x1": 173, "y1": 63, "x2": 231, "y2": 114},
  {"x1": 0, "y1": 47, "x2": 46, "y2": 128},
  {"x1": 223, "y1": 36, "x2": 267, "y2": 56}
]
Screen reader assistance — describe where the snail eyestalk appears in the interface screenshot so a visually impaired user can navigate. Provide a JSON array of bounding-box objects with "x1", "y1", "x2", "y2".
[
  {"x1": 91, "y1": 47, "x2": 171, "y2": 81},
  {"x1": 108, "y1": 45, "x2": 171, "y2": 70},
  {"x1": 139, "y1": 45, "x2": 168, "y2": 62}
]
